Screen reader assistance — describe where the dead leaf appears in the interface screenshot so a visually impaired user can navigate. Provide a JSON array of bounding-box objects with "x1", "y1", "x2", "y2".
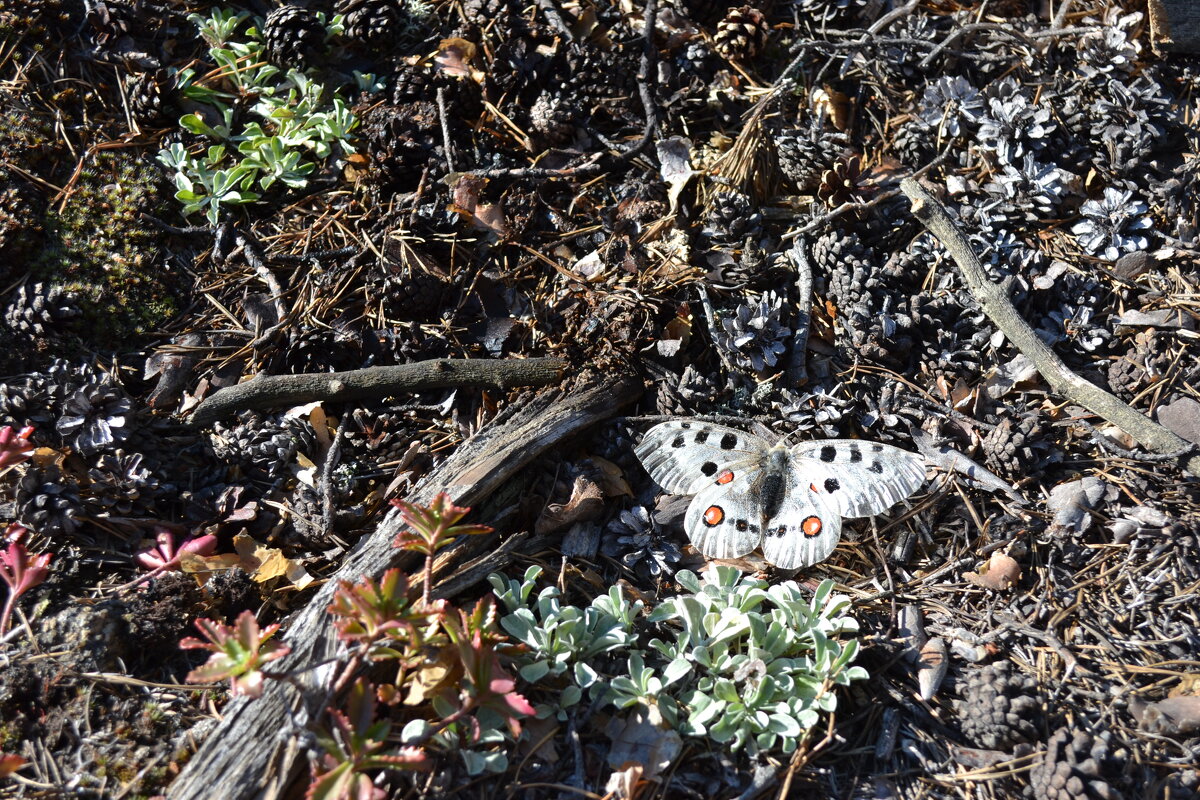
[
  {"x1": 406, "y1": 645, "x2": 458, "y2": 705},
  {"x1": 434, "y1": 38, "x2": 484, "y2": 83},
  {"x1": 1135, "y1": 696, "x2": 1200, "y2": 736},
  {"x1": 917, "y1": 637, "x2": 947, "y2": 701},
  {"x1": 983, "y1": 353, "x2": 1039, "y2": 399},
  {"x1": 604, "y1": 705, "x2": 682, "y2": 779},
  {"x1": 1047, "y1": 477, "x2": 1112, "y2": 535},
  {"x1": 589, "y1": 456, "x2": 633, "y2": 497},
  {"x1": 965, "y1": 551, "x2": 1021, "y2": 591},
  {"x1": 656, "y1": 136, "x2": 694, "y2": 214},
  {"x1": 536, "y1": 475, "x2": 605, "y2": 534}
]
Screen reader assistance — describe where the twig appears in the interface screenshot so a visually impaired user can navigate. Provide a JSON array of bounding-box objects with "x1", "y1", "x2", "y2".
[
  {"x1": 321, "y1": 411, "x2": 351, "y2": 543},
  {"x1": 785, "y1": 237, "x2": 813, "y2": 386},
  {"x1": 187, "y1": 357, "x2": 567, "y2": 428},
  {"x1": 900, "y1": 177, "x2": 1200, "y2": 479},
  {"x1": 919, "y1": 22, "x2": 1037, "y2": 69},
  {"x1": 436, "y1": 86, "x2": 456, "y2": 173},
  {"x1": 838, "y1": 0, "x2": 920, "y2": 79},
  {"x1": 614, "y1": 0, "x2": 660, "y2": 164}
]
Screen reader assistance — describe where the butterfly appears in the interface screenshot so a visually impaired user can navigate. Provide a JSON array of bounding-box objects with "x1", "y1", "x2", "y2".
[{"x1": 634, "y1": 420, "x2": 927, "y2": 570}]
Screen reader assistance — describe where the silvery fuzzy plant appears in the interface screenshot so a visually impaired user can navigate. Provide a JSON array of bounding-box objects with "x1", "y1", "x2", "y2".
[
  {"x1": 157, "y1": 8, "x2": 371, "y2": 225},
  {"x1": 489, "y1": 564, "x2": 867, "y2": 756}
]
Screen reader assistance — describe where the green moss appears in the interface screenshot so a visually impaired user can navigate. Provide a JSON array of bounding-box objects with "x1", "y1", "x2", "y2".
[{"x1": 30, "y1": 151, "x2": 188, "y2": 348}]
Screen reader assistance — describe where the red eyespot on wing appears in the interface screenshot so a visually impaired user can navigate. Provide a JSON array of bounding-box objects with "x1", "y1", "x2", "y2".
[
  {"x1": 809, "y1": 483, "x2": 819, "y2": 493},
  {"x1": 801, "y1": 515, "x2": 822, "y2": 537},
  {"x1": 716, "y1": 471, "x2": 734, "y2": 485},
  {"x1": 703, "y1": 506, "x2": 725, "y2": 526}
]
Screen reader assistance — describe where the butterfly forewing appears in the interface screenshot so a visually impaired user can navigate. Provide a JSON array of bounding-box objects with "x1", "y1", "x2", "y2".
[
  {"x1": 682, "y1": 468, "x2": 763, "y2": 561},
  {"x1": 635, "y1": 421, "x2": 769, "y2": 495},
  {"x1": 760, "y1": 491, "x2": 841, "y2": 570},
  {"x1": 789, "y1": 440, "x2": 926, "y2": 519}
]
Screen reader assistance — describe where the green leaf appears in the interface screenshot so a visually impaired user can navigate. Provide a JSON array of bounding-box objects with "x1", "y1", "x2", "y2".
[{"x1": 519, "y1": 661, "x2": 550, "y2": 683}]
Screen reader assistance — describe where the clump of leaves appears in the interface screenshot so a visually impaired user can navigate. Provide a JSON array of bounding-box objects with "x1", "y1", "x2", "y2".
[
  {"x1": 493, "y1": 564, "x2": 867, "y2": 757},
  {"x1": 180, "y1": 609, "x2": 291, "y2": 698},
  {"x1": 316, "y1": 492, "x2": 531, "y2": 789},
  {"x1": 0, "y1": 523, "x2": 52, "y2": 638},
  {"x1": 158, "y1": 8, "x2": 361, "y2": 224}
]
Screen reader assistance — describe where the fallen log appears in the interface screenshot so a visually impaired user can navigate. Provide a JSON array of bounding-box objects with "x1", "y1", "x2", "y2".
[{"x1": 167, "y1": 372, "x2": 642, "y2": 800}]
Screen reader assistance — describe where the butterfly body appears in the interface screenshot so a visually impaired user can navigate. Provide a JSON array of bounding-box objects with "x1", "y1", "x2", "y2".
[{"x1": 635, "y1": 420, "x2": 927, "y2": 570}]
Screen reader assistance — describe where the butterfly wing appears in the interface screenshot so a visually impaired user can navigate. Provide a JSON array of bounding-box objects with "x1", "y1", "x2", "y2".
[
  {"x1": 683, "y1": 467, "x2": 765, "y2": 561},
  {"x1": 635, "y1": 421, "x2": 770, "y2": 495},
  {"x1": 759, "y1": 488, "x2": 841, "y2": 570},
  {"x1": 789, "y1": 440, "x2": 926, "y2": 519}
]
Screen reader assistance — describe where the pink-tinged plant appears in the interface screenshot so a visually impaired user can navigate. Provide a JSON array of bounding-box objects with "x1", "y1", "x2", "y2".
[
  {"x1": 0, "y1": 753, "x2": 27, "y2": 778},
  {"x1": 180, "y1": 609, "x2": 291, "y2": 698},
  {"x1": 390, "y1": 492, "x2": 491, "y2": 608},
  {"x1": 328, "y1": 568, "x2": 445, "y2": 663},
  {"x1": 135, "y1": 527, "x2": 218, "y2": 573},
  {"x1": 0, "y1": 524, "x2": 52, "y2": 637},
  {"x1": 0, "y1": 425, "x2": 35, "y2": 471},
  {"x1": 308, "y1": 681, "x2": 431, "y2": 800},
  {"x1": 440, "y1": 597, "x2": 535, "y2": 740}
]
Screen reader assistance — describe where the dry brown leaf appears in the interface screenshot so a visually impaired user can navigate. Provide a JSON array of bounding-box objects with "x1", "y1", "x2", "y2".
[
  {"x1": 536, "y1": 475, "x2": 605, "y2": 534},
  {"x1": 965, "y1": 551, "x2": 1022, "y2": 591},
  {"x1": 604, "y1": 705, "x2": 682, "y2": 780},
  {"x1": 917, "y1": 637, "x2": 948, "y2": 701},
  {"x1": 434, "y1": 38, "x2": 484, "y2": 82},
  {"x1": 1135, "y1": 696, "x2": 1200, "y2": 736}
]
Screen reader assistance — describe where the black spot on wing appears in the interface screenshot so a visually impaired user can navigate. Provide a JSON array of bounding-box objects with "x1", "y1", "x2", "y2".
[
  {"x1": 695, "y1": 430, "x2": 709, "y2": 444},
  {"x1": 849, "y1": 446, "x2": 862, "y2": 463},
  {"x1": 735, "y1": 519, "x2": 749, "y2": 532},
  {"x1": 671, "y1": 435, "x2": 685, "y2": 448},
  {"x1": 680, "y1": 422, "x2": 691, "y2": 428},
  {"x1": 720, "y1": 433, "x2": 738, "y2": 450},
  {"x1": 819, "y1": 446, "x2": 836, "y2": 462},
  {"x1": 701, "y1": 461, "x2": 718, "y2": 476},
  {"x1": 872, "y1": 444, "x2": 884, "y2": 452},
  {"x1": 824, "y1": 477, "x2": 840, "y2": 492},
  {"x1": 868, "y1": 460, "x2": 883, "y2": 474}
]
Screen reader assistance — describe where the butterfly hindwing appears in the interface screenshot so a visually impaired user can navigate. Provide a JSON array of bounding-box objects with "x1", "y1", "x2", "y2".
[
  {"x1": 635, "y1": 421, "x2": 769, "y2": 495},
  {"x1": 789, "y1": 440, "x2": 926, "y2": 519},
  {"x1": 683, "y1": 467, "x2": 764, "y2": 561},
  {"x1": 759, "y1": 489, "x2": 841, "y2": 570}
]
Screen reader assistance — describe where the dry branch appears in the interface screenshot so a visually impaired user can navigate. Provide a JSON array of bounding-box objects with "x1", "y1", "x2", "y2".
[
  {"x1": 186, "y1": 357, "x2": 567, "y2": 428},
  {"x1": 167, "y1": 373, "x2": 642, "y2": 800},
  {"x1": 900, "y1": 177, "x2": 1200, "y2": 479}
]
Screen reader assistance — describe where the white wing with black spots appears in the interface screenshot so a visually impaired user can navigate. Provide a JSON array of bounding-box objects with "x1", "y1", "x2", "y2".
[
  {"x1": 682, "y1": 468, "x2": 764, "y2": 561},
  {"x1": 790, "y1": 440, "x2": 927, "y2": 519},
  {"x1": 635, "y1": 420, "x2": 768, "y2": 495},
  {"x1": 760, "y1": 490, "x2": 841, "y2": 570}
]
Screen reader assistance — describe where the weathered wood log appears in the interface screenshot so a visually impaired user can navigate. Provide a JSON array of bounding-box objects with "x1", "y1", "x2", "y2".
[
  {"x1": 186, "y1": 357, "x2": 567, "y2": 428},
  {"x1": 1149, "y1": 0, "x2": 1200, "y2": 53},
  {"x1": 166, "y1": 373, "x2": 642, "y2": 800}
]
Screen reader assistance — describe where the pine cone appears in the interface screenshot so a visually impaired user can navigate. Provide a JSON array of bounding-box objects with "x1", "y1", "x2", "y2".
[
  {"x1": 126, "y1": 69, "x2": 173, "y2": 126},
  {"x1": 1029, "y1": 727, "x2": 1119, "y2": 800},
  {"x1": 705, "y1": 191, "x2": 762, "y2": 243},
  {"x1": 529, "y1": 93, "x2": 578, "y2": 148},
  {"x1": 892, "y1": 119, "x2": 937, "y2": 167},
  {"x1": 817, "y1": 155, "x2": 873, "y2": 207},
  {"x1": 211, "y1": 412, "x2": 318, "y2": 481},
  {"x1": 57, "y1": 378, "x2": 133, "y2": 454},
  {"x1": 712, "y1": 291, "x2": 791, "y2": 374},
  {"x1": 776, "y1": 123, "x2": 849, "y2": 191},
  {"x1": 0, "y1": 378, "x2": 52, "y2": 428},
  {"x1": 337, "y1": 0, "x2": 411, "y2": 53},
  {"x1": 1107, "y1": 330, "x2": 1167, "y2": 400},
  {"x1": 262, "y1": 5, "x2": 326, "y2": 70},
  {"x1": 813, "y1": 229, "x2": 877, "y2": 312},
  {"x1": 359, "y1": 101, "x2": 442, "y2": 188},
  {"x1": 982, "y1": 415, "x2": 1046, "y2": 477},
  {"x1": 85, "y1": 450, "x2": 160, "y2": 516},
  {"x1": 17, "y1": 464, "x2": 83, "y2": 537},
  {"x1": 957, "y1": 661, "x2": 1041, "y2": 750},
  {"x1": 713, "y1": 6, "x2": 769, "y2": 61},
  {"x1": 5, "y1": 282, "x2": 80, "y2": 338}
]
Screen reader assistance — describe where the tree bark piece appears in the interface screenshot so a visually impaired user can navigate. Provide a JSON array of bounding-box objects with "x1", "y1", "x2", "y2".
[
  {"x1": 166, "y1": 373, "x2": 641, "y2": 800},
  {"x1": 900, "y1": 177, "x2": 1200, "y2": 479},
  {"x1": 187, "y1": 357, "x2": 567, "y2": 428}
]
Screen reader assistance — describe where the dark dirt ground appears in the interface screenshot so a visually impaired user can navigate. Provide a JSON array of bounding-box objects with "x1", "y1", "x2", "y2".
[{"x1": 2, "y1": 0, "x2": 1200, "y2": 797}]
